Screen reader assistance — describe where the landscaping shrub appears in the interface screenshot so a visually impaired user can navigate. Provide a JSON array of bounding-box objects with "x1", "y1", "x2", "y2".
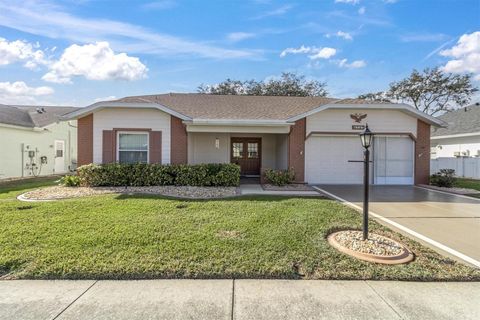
[
  {"x1": 59, "y1": 175, "x2": 81, "y2": 187},
  {"x1": 430, "y1": 169, "x2": 456, "y2": 188},
  {"x1": 264, "y1": 168, "x2": 295, "y2": 186},
  {"x1": 77, "y1": 163, "x2": 240, "y2": 187}
]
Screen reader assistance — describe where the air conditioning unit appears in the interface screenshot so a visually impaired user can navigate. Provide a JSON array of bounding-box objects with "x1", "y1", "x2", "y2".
[
  {"x1": 453, "y1": 151, "x2": 461, "y2": 157},
  {"x1": 476, "y1": 150, "x2": 480, "y2": 157},
  {"x1": 462, "y1": 150, "x2": 470, "y2": 157}
]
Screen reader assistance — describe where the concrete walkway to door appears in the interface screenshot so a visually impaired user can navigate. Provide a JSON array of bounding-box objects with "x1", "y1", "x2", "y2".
[{"x1": 314, "y1": 185, "x2": 480, "y2": 267}]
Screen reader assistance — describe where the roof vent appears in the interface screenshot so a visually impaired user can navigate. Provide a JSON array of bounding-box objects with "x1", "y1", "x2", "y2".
[{"x1": 36, "y1": 108, "x2": 43, "y2": 114}]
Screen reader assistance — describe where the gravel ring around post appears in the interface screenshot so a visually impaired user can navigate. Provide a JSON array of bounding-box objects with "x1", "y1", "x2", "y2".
[{"x1": 327, "y1": 230, "x2": 414, "y2": 265}]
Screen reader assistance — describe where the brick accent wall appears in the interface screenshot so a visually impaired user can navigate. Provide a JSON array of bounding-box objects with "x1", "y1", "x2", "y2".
[
  {"x1": 170, "y1": 116, "x2": 188, "y2": 164},
  {"x1": 415, "y1": 119, "x2": 431, "y2": 185},
  {"x1": 77, "y1": 114, "x2": 93, "y2": 166},
  {"x1": 288, "y1": 118, "x2": 306, "y2": 182}
]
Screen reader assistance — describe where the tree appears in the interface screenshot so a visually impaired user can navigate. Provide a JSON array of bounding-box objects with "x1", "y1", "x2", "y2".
[
  {"x1": 198, "y1": 72, "x2": 328, "y2": 97},
  {"x1": 359, "y1": 68, "x2": 478, "y2": 115},
  {"x1": 357, "y1": 92, "x2": 391, "y2": 103}
]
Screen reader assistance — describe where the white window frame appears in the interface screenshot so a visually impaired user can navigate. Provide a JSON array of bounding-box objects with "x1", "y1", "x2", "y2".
[{"x1": 116, "y1": 131, "x2": 150, "y2": 164}]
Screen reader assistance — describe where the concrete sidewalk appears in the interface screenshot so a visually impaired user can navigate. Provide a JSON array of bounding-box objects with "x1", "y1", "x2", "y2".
[{"x1": 1, "y1": 280, "x2": 479, "y2": 320}]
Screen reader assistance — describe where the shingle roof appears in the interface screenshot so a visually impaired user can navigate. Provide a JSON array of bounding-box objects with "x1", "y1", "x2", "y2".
[
  {"x1": 0, "y1": 104, "x2": 78, "y2": 128},
  {"x1": 114, "y1": 93, "x2": 340, "y2": 120},
  {"x1": 431, "y1": 103, "x2": 480, "y2": 137},
  {"x1": 63, "y1": 92, "x2": 445, "y2": 127}
]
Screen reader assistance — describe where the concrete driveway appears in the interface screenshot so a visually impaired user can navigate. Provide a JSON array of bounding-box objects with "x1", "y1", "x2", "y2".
[{"x1": 314, "y1": 185, "x2": 480, "y2": 267}]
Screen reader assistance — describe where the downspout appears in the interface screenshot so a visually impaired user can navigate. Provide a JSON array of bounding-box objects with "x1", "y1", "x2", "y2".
[{"x1": 21, "y1": 143, "x2": 24, "y2": 177}]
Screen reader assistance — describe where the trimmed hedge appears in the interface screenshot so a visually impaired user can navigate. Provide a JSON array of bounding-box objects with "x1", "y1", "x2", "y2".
[
  {"x1": 77, "y1": 163, "x2": 240, "y2": 187},
  {"x1": 264, "y1": 168, "x2": 295, "y2": 186},
  {"x1": 430, "y1": 168, "x2": 456, "y2": 188}
]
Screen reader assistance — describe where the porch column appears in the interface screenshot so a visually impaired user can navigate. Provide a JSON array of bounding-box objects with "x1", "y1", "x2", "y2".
[
  {"x1": 170, "y1": 116, "x2": 188, "y2": 164},
  {"x1": 415, "y1": 119, "x2": 430, "y2": 185},
  {"x1": 288, "y1": 118, "x2": 306, "y2": 183}
]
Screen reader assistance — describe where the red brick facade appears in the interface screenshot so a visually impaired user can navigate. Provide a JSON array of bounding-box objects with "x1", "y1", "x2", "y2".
[
  {"x1": 288, "y1": 118, "x2": 306, "y2": 182},
  {"x1": 415, "y1": 119, "x2": 431, "y2": 185},
  {"x1": 170, "y1": 116, "x2": 188, "y2": 164},
  {"x1": 77, "y1": 114, "x2": 93, "y2": 166}
]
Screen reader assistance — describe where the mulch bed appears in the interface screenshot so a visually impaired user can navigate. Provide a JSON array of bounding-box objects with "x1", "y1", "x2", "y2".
[
  {"x1": 262, "y1": 184, "x2": 314, "y2": 191},
  {"x1": 419, "y1": 184, "x2": 480, "y2": 195},
  {"x1": 20, "y1": 185, "x2": 239, "y2": 200}
]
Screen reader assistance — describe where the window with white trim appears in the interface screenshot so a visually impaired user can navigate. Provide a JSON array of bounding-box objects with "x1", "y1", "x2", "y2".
[{"x1": 117, "y1": 132, "x2": 149, "y2": 164}]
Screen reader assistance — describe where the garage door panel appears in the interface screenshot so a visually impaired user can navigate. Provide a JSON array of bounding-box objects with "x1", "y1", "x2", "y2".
[
  {"x1": 305, "y1": 136, "x2": 365, "y2": 184},
  {"x1": 374, "y1": 136, "x2": 413, "y2": 185}
]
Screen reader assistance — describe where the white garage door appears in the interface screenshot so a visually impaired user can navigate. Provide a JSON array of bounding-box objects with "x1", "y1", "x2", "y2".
[
  {"x1": 305, "y1": 135, "x2": 414, "y2": 185},
  {"x1": 305, "y1": 136, "x2": 366, "y2": 184}
]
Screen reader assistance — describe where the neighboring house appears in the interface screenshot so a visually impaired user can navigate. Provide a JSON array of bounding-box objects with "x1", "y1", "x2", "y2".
[
  {"x1": 64, "y1": 93, "x2": 444, "y2": 185},
  {"x1": 431, "y1": 102, "x2": 480, "y2": 159},
  {"x1": 0, "y1": 104, "x2": 79, "y2": 179}
]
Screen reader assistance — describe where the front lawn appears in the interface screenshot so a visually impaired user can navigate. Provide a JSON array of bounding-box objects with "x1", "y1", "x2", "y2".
[
  {"x1": 454, "y1": 178, "x2": 480, "y2": 191},
  {"x1": 454, "y1": 178, "x2": 480, "y2": 198},
  {"x1": 0, "y1": 178, "x2": 479, "y2": 280}
]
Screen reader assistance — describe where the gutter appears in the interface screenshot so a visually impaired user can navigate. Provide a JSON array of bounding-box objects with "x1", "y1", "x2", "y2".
[
  {"x1": 184, "y1": 119, "x2": 293, "y2": 127},
  {"x1": 431, "y1": 131, "x2": 480, "y2": 140}
]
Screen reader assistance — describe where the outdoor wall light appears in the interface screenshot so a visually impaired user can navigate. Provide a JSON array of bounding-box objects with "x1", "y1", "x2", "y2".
[{"x1": 215, "y1": 138, "x2": 220, "y2": 149}]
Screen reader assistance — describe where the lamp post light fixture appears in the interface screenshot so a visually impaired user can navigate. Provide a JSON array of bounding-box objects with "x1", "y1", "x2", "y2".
[{"x1": 359, "y1": 124, "x2": 374, "y2": 241}]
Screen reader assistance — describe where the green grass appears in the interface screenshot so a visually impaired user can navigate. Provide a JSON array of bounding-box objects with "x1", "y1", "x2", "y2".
[
  {"x1": 0, "y1": 178, "x2": 479, "y2": 280},
  {"x1": 453, "y1": 178, "x2": 480, "y2": 198}
]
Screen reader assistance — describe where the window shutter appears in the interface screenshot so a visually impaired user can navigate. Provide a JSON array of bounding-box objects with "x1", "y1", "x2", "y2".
[
  {"x1": 149, "y1": 131, "x2": 162, "y2": 164},
  {"x1": 102, "y1": 130, "x2": 115, "y2": 163}
]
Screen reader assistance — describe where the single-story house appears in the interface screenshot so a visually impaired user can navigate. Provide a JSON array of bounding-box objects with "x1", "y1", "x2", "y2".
[
  {"x1": 431, "y1": 102, "x2": 480, "y2": 158},
  {"x1": 63, "y1": 93, "x2": 445, "y2": 185},
  {"x1": 0, "y1": 104, "x2": 78, "y2": 179}
]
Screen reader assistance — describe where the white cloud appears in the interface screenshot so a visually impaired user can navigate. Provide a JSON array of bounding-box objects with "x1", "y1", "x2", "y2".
[
  {"x1": 335, "y1": 0, "x2": 360, "y2": 4},
  {"x1": 358, "y1": 6, "x2": 366, "y2": 14},
  {"x1": 93, "y1": 95, "x2": 117, "y2": 103},
  {"x1": 226, "y1": 32, "x2": 256, "y2": 43},
  {"x1": 253, "y1": 4, "x2": 294, "y2": 19},
  {"x1": 326, "y1": 31, "x2": 353, "y2": 40},
  {"x1": 440, "y1": 31, "x2": 480, "y2": 80},
  {"x1": 280, "y1": 46, "x2": 337, "y2": 59},
  {"x1": 383, "y1": 0, "x2": 398, "y2": 3},
  {"x1": 280, "y1": 45, "x2": 312, "y2": 57},
  {"x1": 0, "y1": 81, "x2": 54, "y2": 104},
  {"x1": 42, "y1": 42, "x2": 148, "y2": 84},
  {"x1": 0, "y1": 38, "x2": 47, "y2": 69},
  {"x1": 141, "y1": 1, "x2": 177, "y2": 10},
  {"x1": 309, "y1": 48, "x2": 337, "y2": 60},
  {"x1": 400, "y1": 33, "x2": 448, "y2": 42},
  {"x1": 0, "y1": 1, "x2": 257, "y2": 59},
  {"x1": 337, "y1": 59, "x2": 366, "y2": 68}
]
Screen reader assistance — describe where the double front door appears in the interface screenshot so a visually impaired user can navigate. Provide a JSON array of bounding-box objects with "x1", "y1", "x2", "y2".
[{"x1": 231, "y1": 138, "x2": 261, "y2": 176}]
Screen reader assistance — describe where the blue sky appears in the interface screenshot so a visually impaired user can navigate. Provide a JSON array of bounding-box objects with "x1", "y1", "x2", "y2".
[{"x1": 0, "y1": 0, "x2": 479, "y2": 107}]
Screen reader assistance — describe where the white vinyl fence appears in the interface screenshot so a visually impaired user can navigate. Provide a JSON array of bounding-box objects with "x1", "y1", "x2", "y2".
[{"x1": 431, "y1": 157, "x2": 480, "y2": 179}]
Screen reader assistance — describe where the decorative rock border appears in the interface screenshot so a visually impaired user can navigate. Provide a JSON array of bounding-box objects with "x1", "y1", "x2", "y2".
[
  {"x1": 17, "y1": 186, "x2": 240, "y2": 202},
  {"x1": 328, "y1": 230, "x2": 414, "y2": 265}
]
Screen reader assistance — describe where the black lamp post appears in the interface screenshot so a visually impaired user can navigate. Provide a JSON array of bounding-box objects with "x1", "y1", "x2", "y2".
[{"x1": 359, "y1": 124, "x2": 373, "y2": 241}]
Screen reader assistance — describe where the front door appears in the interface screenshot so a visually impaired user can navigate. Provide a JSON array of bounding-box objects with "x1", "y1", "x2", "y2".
[
  {"x1": 231, "y1": 138, "x2": 261, "y2": 176},
  {"x1": 54, "y1": 140, "x2": 65, "y2": 173}
]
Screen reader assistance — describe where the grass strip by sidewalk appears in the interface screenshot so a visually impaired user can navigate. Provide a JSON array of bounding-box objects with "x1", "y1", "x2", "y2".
[{"x1": 0, "y1": 178, "x2": 479, "y2": 280}]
